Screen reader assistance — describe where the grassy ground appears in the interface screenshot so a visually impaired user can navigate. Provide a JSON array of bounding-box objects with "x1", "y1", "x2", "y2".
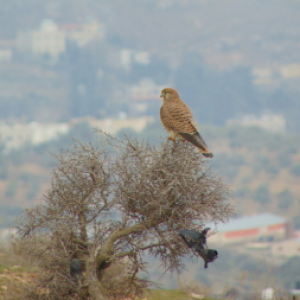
[
  {"x1": 1, "y1": 243, "x2": 220, "y2": 300},
  {"x1": 0, "y1": 244, "x2": 38, "y2": 300},
  {"x1": 143, "y1": 289, "x2": 219, "y2": 300}
]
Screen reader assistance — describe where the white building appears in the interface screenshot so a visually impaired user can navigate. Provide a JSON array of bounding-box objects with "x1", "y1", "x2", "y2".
[
  {"x1": 127, "y1": 79, "x2": 168, "y2": 113},
  {"x1": 226, "y1": 113, "x2": 286, "y2": 133},
  {"x1": 0, "y1": 121, "x2": 70, "y2": 150},
  {"x1": 16, "y1": 19, "x2": 105, "y2": 58},
  {"x1": 129, "y1": 79, "x2": 167, "y2": 102},
  {"x1": 0, "y1": 48, "x2": 12, "y2": 63},
  {"x1": 61, "y1": 20, "x2": 105, "y2": 47},
  {"x1": 0, "y1": 228, "x2": 17, "y2": 242},
  {"x1": 280, "y1": 63, "x2": 300, "y2": 78},
  {"x1": 120, "y1": 49, "x2": 150, "y2": 70},
  {"x1": 0, "y1": 117, "x2": 154, "y2": 151},
  {"x1": 16, "y1": 19, "x2": 66, "y2": 58},
  {"x1": 71, "y1": 116, "x2": 154, "y2": 135},
  {"x1": 208, "y1": 213, "x2": 287, "y2": 244}
]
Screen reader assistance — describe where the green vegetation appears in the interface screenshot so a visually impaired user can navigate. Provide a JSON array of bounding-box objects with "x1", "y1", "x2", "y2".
[
  {"x1": 236, "y1": 187, "x2": 251, "y2": 198},
  {"x1": 277, "y1": 189, "x2": 294, "y2": 210},
  {"x1": 205, "y1": 125, "x2": 300, "y2": 151},
  {"x1": 0, "y1": 243, "x2": 38, "y2": 300},
  {"x1": 144, "y1": 290, "x2": 219, "y2": 300},
  {"x1": 5, "y1": 181, "x2": 18, "y2": 199},
  {"x1": 0, "y1": 206, "x2": 23, "y2": 228},
  {"x1": 25, "y1": 181, "x2": 40, "y2": 201},
  {"x1": 0, "y1": 241, "x2": 287, "y2": 300},
  {"x1": 145, "y1": 290, "x2": 191, "y2": 300},
  {"x1": 291, "y1": 164, "x2": 300, "y2": 176},
  {"x1": 279, "y1": 256, "x2": 300, "y2": 289},
  {"x1": 201, "y1": 126, "x2": 300, "y2": 216},
  {"x1": 254, "y1": 184, "x2": 271, "y2": 205}
]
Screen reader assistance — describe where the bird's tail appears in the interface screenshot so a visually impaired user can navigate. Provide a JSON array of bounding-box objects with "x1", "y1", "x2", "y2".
[
  {"x1": 198, "y1": 148, "x2": 213, "y2": 158},
  {"x1": 180, "y1": 132, "x2": 214, "y2": 158}
]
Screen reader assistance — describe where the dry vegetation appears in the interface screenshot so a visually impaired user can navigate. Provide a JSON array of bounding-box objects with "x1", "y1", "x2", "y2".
[
  {"x1": 12, "y1": 134, "x2": 233, "y2": 300},
  {"x1": 0, "y1": 243, "x2": 219, "y2": 300},
  {"x1": 0, "y1": 242, "x2": 38, "y2": 300}
]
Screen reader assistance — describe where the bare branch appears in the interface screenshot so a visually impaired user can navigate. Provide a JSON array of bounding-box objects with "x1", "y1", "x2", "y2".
[{"x1": 14, "y1": 133, "x2": 234, "y2": 300}]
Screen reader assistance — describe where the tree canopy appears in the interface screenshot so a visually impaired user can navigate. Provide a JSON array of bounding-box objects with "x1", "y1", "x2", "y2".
[{"x1": 15, "y1": 134, "x2": 234, "y2": 300}]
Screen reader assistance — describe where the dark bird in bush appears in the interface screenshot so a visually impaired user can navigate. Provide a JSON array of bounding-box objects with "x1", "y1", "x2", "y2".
[
  {"x1": 178, "y1": 228, "x2": 218, "y2": 268},
  {"x1": 70, "y1": 259, "x2": 83, "y2": 283},
  {"x1": 199, "y1": 249, "x2": 218, "y2": 269}
]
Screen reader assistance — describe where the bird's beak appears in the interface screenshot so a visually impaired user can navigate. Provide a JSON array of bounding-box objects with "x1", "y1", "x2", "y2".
[{"x1": 160, "y1": 94, "x2": 164, "y2": 98}]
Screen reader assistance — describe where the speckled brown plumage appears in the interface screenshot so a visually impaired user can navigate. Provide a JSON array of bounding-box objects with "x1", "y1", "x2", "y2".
[{"x1": 160, "y1": 87, "x2": 213, "y2": 158}]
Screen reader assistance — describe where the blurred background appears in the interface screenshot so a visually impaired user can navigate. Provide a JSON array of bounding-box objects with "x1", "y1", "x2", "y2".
[{"x1": 0, "y1": 0, "x2": 300, "y2": 296}]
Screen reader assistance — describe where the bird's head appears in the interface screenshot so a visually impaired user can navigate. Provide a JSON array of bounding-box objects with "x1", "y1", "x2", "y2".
[{"x1": 160, "y1": 88, "x2": 180, "y2": 102}]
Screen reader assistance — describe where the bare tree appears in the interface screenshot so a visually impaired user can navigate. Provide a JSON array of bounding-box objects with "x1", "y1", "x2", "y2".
[{"x1": 15, "y1": 134, "x2": 234, "y2": 300}]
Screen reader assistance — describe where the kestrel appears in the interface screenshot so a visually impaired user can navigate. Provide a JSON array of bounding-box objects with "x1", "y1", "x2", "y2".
[{"x1": 160, "y1": 88, "x2": 213, "y2": 158}]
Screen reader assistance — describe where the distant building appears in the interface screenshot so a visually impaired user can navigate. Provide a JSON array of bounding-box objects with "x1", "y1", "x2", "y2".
[
  {"x1": 0, "y1": 228, "x2": 17, "y2": 241},
  {"x1": 71, "y1": 116, "x2": 154, "y2": 135},
  {"x1": 252, "y1": 67, "x2": 275, "y2": 85},
  {"x1": 120, "y1": 49, "x2": 150, "y2": 70},
  {"x1": 0, "y1": 39, "x2": 14, "y2": 63},
  {"x1": 129, "y1": 79, "x2": 167, "y2": 102},
  {"x1": 16, "y1": 19, "x2": 105, "y2": 58},
  {"x1": 0, "y1": 117, "x2": 153, "y2": 151},
  {"x1": 252, "y1": 67, "x2": 273, "y2": 79},
  {"x1": 16, "y1": 19, "x2": 66, "y2": 58},
  {"x1": 0, "y1": 48, "x2": 12, "y2": 62},
  {"x1": 289, "y1": 281, "x2": 300, "y2": 298},
  {"x1": 60, "y1": 19, "x2": 105, "y2": 47},
  {"x1": 208, "y1": 213, "x2": 288, "y2": 244},
  {"x1": 0, "y1": 121, "x2": 70, "y2": 150},
  {"x1": 261, "y1": 288, "x2": 274, "y2": 300},
  {"x1": 280, "y1": 63, "x2": 300, "y2": 79},
  {"x1": 127, "y1": 79, "x2": 168, "y2": 113},
  {"x1": 226, "y1": 113, "x2": 286, "y2": 133}
]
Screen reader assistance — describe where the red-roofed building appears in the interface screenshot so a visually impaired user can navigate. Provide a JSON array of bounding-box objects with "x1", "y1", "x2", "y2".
[{"x1": 208, "y1": 213, "x2": 289, "y2": 244}]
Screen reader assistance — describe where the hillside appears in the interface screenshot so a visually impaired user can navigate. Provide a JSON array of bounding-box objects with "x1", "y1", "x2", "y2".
[
  {"x1": 0, "y1": 1, "x2": 299, "y2": 297},
  {"x1": 1, "y1": 122, "x2": 299, "y2": 228},
  {"x1": 135, "y1": 122, "x2": 300, "y2": 222},
  {"x1": 207, "y1": 126, "x2": 300, "y2": 218},
  {"x1": 0, "y1": 123, "x2": 299, "y2": 297}
]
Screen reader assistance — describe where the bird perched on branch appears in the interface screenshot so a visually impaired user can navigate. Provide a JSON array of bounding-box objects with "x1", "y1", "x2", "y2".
[
  {"x1": 160, "y1": 88, "x2": 213, "y2": 158},
  {"x1": 178, "y1": 228, "x2": 218, "y2": 268}
]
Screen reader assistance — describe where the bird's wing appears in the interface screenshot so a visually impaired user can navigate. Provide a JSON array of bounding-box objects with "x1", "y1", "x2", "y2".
[
  {"x1": 178, "y1": 229, "x2": 201, "y2": 249},
  {"x1": 160, "y1": 104, "x2": 172, "y2": 131},
  {"x1": 179, "y1": 131, "x2": 209, "y2": 151},
  {"x1": 179, "y1": 229, "x2": 201, "y2": 240},
  {"x1": 180, "y1": 130, "x2": 213, "y2": 158},
  {"x1": 160, "y1": 100, "x2": 197, "y2": 133},
  {"x1": 163, "y1": 101, "x2": 208, "y2": 146},
  {"x1": 179, "y1": 234, "x2": 197, "y2": 249}
]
